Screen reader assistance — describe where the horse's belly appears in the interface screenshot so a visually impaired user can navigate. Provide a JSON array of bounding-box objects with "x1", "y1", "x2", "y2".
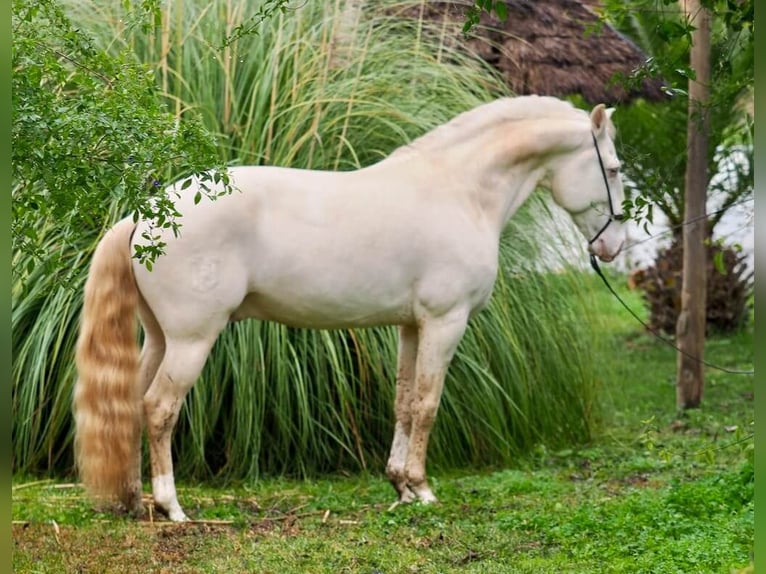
[{"x1": 231, "y1": 290, "x2": 414, "y2": 329}]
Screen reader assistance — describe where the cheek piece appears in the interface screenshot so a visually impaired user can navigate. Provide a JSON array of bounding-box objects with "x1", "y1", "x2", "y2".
[{"x1": 587, "y1": 131, "x2": 625, "y2": 248}]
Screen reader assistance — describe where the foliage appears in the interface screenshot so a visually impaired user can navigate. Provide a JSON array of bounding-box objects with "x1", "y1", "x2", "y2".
[
  {"x1": 462, "y1": 0, "x2": 508, "y2": 34},
  {"x1": 13, "y1": 0, "x2": 607, "y2": 481},
  {"x1": 12, "y1": 0, "x2": 237, "y2": 272},
  {"x1": 220, "y1": 0, "x2": 292, "y2": 47},
  {"x1": 630, "y1": 238, "x2": 753, "y2": 334},
  {"x1": 597, "y1": 0, "x2": 754, "y2": 230}
]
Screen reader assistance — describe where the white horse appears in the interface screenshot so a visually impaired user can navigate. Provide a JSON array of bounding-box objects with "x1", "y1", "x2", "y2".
[{"x1": 74, "y1": 95, "x2": 626, "y2": 522}]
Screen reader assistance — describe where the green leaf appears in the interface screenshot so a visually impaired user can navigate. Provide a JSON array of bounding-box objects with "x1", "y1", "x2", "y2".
[
  {"x1": 494, "y1": 1, "x2": 507, "y2": 21},
  {"x1": 713, "y1": 250, "x2": 727, "y2": 275}
]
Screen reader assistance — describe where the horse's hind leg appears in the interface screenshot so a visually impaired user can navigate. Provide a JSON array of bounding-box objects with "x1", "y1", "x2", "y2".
[
  {"x1": 121, "y1": 295, "x2": 167, "y2": 516},
  {"x1": 386, "y1": 324, "x2": 419, "y2": 504},
  {"x1": 143, "y1": 335, "x2": 219, "y2": 522}
]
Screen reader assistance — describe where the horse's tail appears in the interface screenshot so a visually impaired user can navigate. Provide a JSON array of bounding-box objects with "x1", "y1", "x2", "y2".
[{"x1": 74, "y1": 217, "x2": 141, "y2": 503}]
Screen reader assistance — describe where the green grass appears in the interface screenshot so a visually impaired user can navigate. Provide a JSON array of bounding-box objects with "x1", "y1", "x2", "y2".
[
  {"x1": 12, "y1": 277, "x2": 754, "y2": 573},
  {"x1": 10, "y1": 466, "x2": 754, "y2": 573}
]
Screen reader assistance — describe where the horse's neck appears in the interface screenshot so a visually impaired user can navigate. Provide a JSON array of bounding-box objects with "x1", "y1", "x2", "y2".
[
  {"x1": 461, "y1": 164, "x2": 547, "y2": 239},
  {"x1": 476, "y1": 163, "x2": 546, "y2": 234},
  {"x1": 436, "y1": 118, "x2": 587, "y2": 233}
]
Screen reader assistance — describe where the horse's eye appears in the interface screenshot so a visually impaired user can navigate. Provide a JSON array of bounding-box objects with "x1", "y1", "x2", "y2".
[
  {"x1": 607, "y1": 167, "x2": 620, "y2": 178},
  {"x1": 613, "y1": 213, "x2": 627, "y2": 222}
]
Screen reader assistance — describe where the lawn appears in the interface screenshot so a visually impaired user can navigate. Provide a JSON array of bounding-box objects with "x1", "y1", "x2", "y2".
[{"x1": 12, "y1": 275, "x2": 754, "y2": 573}]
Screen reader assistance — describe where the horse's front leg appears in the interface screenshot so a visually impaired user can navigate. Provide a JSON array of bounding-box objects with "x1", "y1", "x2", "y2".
[
  {"x1": 386, "y1": 324, "x2": 419, "y2": 504},
  {"x1": 405, "y1": 310, "x2": 468, "y2": 503}
]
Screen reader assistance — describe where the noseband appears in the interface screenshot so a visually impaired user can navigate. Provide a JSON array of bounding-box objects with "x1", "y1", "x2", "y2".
[{"x1": 588, "y1": 131, "x2": 625, "y2": 246}]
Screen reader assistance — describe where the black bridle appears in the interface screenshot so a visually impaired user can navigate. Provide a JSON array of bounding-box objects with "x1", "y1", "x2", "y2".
[{"x1": 587, "y1": 131, "x2": 625, "y2": 247}]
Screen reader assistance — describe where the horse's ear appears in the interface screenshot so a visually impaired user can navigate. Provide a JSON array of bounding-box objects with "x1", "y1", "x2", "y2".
[{"x1": 590, "y1": 104, "x2": 608, "y2": 134}]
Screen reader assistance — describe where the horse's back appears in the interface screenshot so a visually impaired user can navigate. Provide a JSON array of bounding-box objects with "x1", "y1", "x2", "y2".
[{"x1": 131, "y1": 164, "x2": 498, "y2": 332}]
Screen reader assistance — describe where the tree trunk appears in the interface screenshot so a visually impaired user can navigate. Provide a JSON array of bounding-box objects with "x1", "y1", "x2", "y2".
[{"x1": 676, "y1": 0, "x2": 711, "y2": 410}]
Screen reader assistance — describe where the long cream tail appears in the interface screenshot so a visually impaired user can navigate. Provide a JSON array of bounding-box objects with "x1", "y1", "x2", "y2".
[{"x1": 74, "y1": 218, "x2": 141, "y2": 504}]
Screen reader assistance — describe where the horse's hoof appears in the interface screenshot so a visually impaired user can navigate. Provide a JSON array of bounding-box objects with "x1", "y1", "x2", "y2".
[
  {"x1": 400, "y1": 487, "x2": 417, "y2": 503},
  {"x1": 410, "y1": 484, "x2": 438, "y2": 504},
  {"x1": 388, "y1": 487, "x2": 418, "y2": 511},
  {"x1": 153, "y1": 502, "x2": 189, "y2": 522},
  {"x1": 167, "y1": 509, "x2": 189, "y2": 522},
  {"x1": 121, "y1": 488, "x2": 146, "y2": 518}
]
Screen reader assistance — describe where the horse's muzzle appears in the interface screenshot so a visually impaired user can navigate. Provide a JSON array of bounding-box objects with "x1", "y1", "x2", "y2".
[{"x1": 589, "y1": 238, "x2": 624, "y2": 263}]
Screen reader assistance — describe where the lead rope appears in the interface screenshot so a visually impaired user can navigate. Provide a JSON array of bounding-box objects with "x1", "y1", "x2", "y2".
[
  {"x1": 589, "y1": 255, "x2": 753, "y2": 375},
  {"x1": 587, "y1": 133, "x2": 753, "y2": 376}
]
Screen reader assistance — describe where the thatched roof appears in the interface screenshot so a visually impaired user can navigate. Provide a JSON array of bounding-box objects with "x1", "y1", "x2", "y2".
[{"x1": 389, "y1": 0, "x2": 668, "y2": 104}]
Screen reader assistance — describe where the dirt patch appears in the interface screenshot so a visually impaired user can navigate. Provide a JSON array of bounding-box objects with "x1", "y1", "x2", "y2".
[{"x1": 12, "y1": 521, "x2": 238, "y2": 574}]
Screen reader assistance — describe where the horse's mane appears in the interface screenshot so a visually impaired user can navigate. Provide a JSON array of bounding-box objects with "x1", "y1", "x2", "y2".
[{"x1": 390, "y1": 95, "x2": 589, "y2": 159}]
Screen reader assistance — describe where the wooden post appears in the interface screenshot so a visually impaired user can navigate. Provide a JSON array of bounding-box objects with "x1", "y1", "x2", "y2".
[{"x1": 676, "y1": 0, "x2": 711, "y2": 410}]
